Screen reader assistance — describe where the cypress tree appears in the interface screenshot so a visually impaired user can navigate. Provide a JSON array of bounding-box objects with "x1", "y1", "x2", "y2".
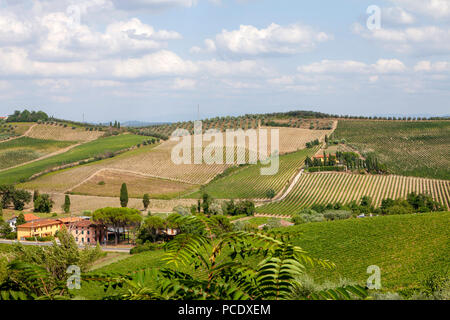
[
  {"x1": 33, "y1": 190, "x2": 40, "y2": 202},
  {"x1": 143, "y1": 194, "x2": 150, "y2": 210},
  {"x1": 63, "y1": 195, "x2": 71, "y2": 213},
  {"x1": 120, "y1": 183, "x2": 129, "y2": 208}
]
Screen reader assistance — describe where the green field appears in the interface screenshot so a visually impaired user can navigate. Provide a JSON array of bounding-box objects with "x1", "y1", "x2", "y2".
[
  {"x1": 287, "y1": 212, "x2": 450, "y2": 292},
  {"x1": 189, "y1": 147, "x2": 318, "y2": 199},
  {"x1": 0, "y1": 137, "x2": 75, "y2": 170},
  {"x1": 333, "y1": 120, "x2": 450, "y2": 180},
  {"x1": 75, "y1": 212, "x2": 449, "y2": 299},
  {"x1": 0, "y1": 134, "x2": 146, "y2": 185}
]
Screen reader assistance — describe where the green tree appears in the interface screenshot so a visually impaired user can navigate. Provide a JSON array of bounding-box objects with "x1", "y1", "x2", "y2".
[
  {"x1": 92, "y1": 207, "x2": 142, "y2": 246},
  {"x1": 0, "y1": 227, "x2": 103, "y2": 300},
  {"x1": 0, "y1": 185, "x2": 15, "y2": 209},
  {"x1": 62, "y1": 195, "x2": 71, "y2": 213},
  {"x1": 12, "y1": 190, "x2": 32, "y2": 211},
  {"x1": 201, "y1": 193, "x2": 211, "y2": 215},
  {"x1": 33, "y1": 190, "x2": 40, "y2": 202},
  {"x1": 15, "y1": 213, "x2": 26, "y2": 226},
  {"x1": 266, "y1": 189, "x2": 276, "y2": 199},
  {"x1": 120, "y1": 183, "x2": 129, "y2": 208},
  {"x1": 34, "y1": 194, "x2": 53, "y2": 213},
  {"x1": 143, "y1": 194, "x2": 150, "y2": 211},
  {"x1": 137, "y1": 216, "x2": 165, "y2": 243}
]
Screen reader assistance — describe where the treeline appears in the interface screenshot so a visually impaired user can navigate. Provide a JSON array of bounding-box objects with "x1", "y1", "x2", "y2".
[
  {"x1": 305, "y1": 139, "x2": 320, "y2": 148},
  {"x1": 303, "y1": 192, "x2": 445, "y2": 217},
  {"x1": 135, "y1": 129, "x2": 169, "y2": 141},
  {"x1": 305, "y1": 151, "x2": 387, "y2": 174},
  {"x1": 7, "y1": 110, "x2": 49, "y2": 122}
]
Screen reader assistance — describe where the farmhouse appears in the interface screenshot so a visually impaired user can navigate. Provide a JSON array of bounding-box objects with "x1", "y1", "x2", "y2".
[
  {"x1": 0, "y1": 116, "x2": 8, "y2": 120},
  {"x1": 69, "y1": 219, "x2": 106, "y2": 245},
  {"x1": 16, "y1": 218, "x2": 63, "y2": 240},
  {"x1": 313, "y1": 154, "x2": 339, "y2": 164},
  {"x1": 7, "y1": 213, "x2": 40, "y2": 231}
]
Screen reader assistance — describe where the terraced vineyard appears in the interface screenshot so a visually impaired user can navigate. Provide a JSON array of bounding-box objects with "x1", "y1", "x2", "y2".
[
  {"x1": 190, "y1": 147, "x2": 319, "y2": 199},
  {"x1": 19, "y1": 126, "x2": 329, "y2": 196},
  {"x1": 333, "y1": 120, "x2": 450, "y2": 180},
  {"x1": 257, "y1": 172, "x2": 450, "y2": 215},
  {"x1": 137, "y1": 113, "x2": 335, "y2": 137},
  {"x1": 71, "y1": 169, "x2": 199, "y2": 199},
  {"x1": 0, "y1": 122, "x2": 34, "y2": 141},
  {"x1": 26, "y1": 123, "x2": 104, "y2": 141}
]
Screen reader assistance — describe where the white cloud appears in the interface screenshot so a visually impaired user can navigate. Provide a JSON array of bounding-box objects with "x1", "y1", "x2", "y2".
[
  {"x1": 383, "y1": 7, "x2": 415, "y2": 25},
  {"x1": 195, "y1": 23, "x2": 331, "y2": 56},
  {"x1": 173, "y1": 78, "x2": 197, "y2": 89},
  {"x1": 198, "y1": 59, "x2": 270, "y2": 76},
  {"x1": 297, "y1": 59, "x2": 406, "y2": 74},
  {"x1": 0, "y1": 47, "x2": 97, "y2": 77},
  {"x1": 352, "y1": 23, "x2": 450, "y2": 54},
  {"x1": 0, "y1": 11, "x2": 33, "y2": 43},
  {"x1": 389, "y1": 0, "x2": 450, "y2": 19},
  {"x1": 32, "y1": 13, "x2": 182, "y2": 60},
  {"x1": 112, "y1": 0, "x2": 198, "y2": 10},
  {"x1": 112, "y1": 50, "x2": 198, "y2": 78},
  {"x1": 414, "y1": 60, "x2": 450, "y2": 72}
]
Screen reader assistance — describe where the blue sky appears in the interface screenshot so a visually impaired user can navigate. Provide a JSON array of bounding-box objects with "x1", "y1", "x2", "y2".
[{"x1": 0, "y1": 0, "x2": 449, "y2": 122}]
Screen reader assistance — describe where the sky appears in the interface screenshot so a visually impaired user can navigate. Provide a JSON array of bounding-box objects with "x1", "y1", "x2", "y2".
[{"x1": 0, "y1": 0, "x2": 449, "y2": 123}]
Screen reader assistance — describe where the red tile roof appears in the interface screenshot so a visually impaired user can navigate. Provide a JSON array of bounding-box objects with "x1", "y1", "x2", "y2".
[
  {"x1": 70, "y1": 220, "x2": 101, "y2": 228},
  {"x1": 58, "y1": 217, "x2": 84, "y2": 224},
  {"x1": 17, "y1": 219, "x2": 62, "y2": 229},
  {"x1": 23, "y1": 213, "x2": 40, "y2": 222},
  {"x1": 11, "y1": 213, "x2": 40, "y2": 222}
]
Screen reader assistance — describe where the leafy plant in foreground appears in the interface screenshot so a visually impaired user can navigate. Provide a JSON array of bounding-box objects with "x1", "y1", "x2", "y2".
[{"x1": 86, "y1": 215, "x2": 368, "y2": 300}]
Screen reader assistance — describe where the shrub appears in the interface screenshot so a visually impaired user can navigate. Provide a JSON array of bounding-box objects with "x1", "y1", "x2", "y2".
[
  {"x1": 294, "y1": 213, "x2": 325, "y2": 224},
  {"x1": 130, "y1": 242, "x2": 164, "y2": 254},
  {"x1": 34, "y1": 194, "x2": 53, "y2": 213},
  {"x1": 173, "y1": 205, "x2": 190, "y2": 216},
  {"x1": 266, "y1": 189, "x2": 276, "y2": 199},
  {"x1": 323, "y1": 210, "x2": 352, "y2": 221}
]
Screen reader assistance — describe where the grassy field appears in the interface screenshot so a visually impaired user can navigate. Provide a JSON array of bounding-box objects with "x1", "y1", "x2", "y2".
[
  {"x1": 190, "y1": 147, "x2": 319, "y2": 199},
  {"x1": 75, "y1": 212, "x2": 449, "y2": 299},
  {"x1": 287, "y1": 211, "x2": 450, "y2": 292},
  {"x1": 333, "y1": 120, "x2": 450, "y2": 180},
  {"x1": 256, "y1": 172, "x2": 450, "y2": 215},
  {"x1": 0, "y1": 134, "x2": 145, "y2": 185},
  {"x1": 0, "y1": 137, "x2": 75, "y2": 170}
]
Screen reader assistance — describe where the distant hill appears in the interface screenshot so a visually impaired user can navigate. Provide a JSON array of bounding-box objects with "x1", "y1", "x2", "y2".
[{"x1": 120, "y1": 121, "x2": 171, "y2": 127}]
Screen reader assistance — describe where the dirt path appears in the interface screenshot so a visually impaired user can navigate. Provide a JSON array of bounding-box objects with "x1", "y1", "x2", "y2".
[{"x1": 255, "y1": 120, "x2": 338, "y2": 207}]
